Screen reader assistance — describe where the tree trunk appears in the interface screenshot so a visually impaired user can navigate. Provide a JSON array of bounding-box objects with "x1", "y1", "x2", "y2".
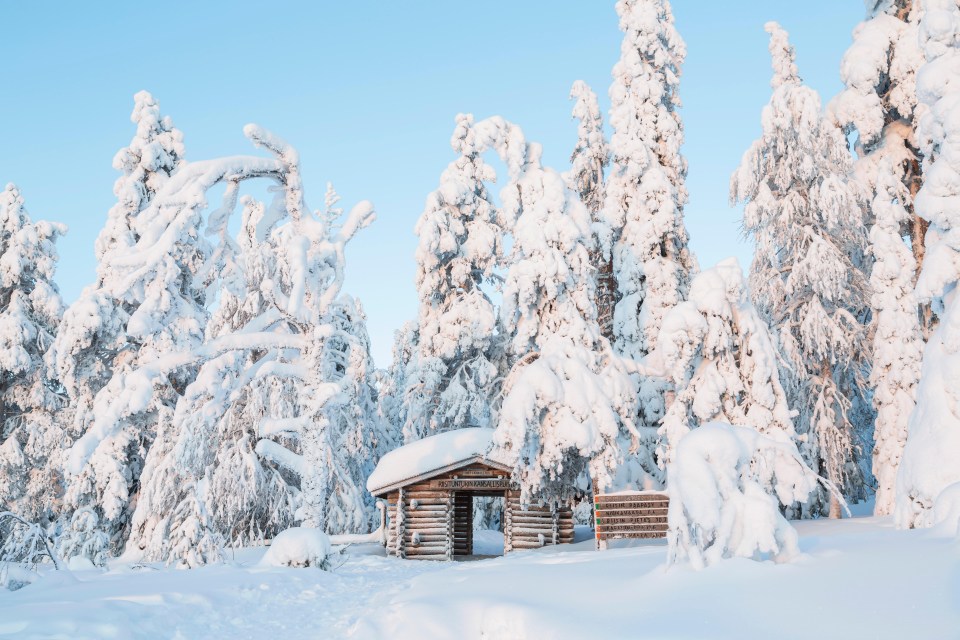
[
  {"x1": 594, "y1": 251, "x2": 617, "y2": 344},
  {"x1": 821, "y1": 357, "x2": 843, "y2": 520},
  {"x1": 906, "y1": 152, "x2": 936, "y2": 338},
  {"x1": 828, "y1": 492, "x2": 842, "y2": 519}
]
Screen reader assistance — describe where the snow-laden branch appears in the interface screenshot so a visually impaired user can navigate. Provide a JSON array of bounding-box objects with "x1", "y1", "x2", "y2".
[
  {"x1": 67, "y1": 329, "x2": 311, "y2": 474},
  {"x1": 255, "y1": 439, "x2": 305, "y2": 476},
  {"x1": 259, "y1": 417, "x2": 307, "y2": 438}
]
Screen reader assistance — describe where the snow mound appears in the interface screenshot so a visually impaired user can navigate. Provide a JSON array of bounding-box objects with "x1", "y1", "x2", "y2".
[
  {"x1": 667, "y1": 422, "x2": 821, "y2": 569},
  {"x1": 367, "y1": 428, "x2": 509, "y2": 494},
  {"x1": 67, "y1": 556, "x2": 97, "y2": 571},
  {"x1": 932, "y1": 482, "x2": 960, "y2": 538},
  {"x1": 259, "y1": 528, "x2": 333, "y2": 569}
]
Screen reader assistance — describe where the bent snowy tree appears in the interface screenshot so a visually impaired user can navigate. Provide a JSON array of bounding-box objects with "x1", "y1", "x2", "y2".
[{"x1": 61, "y1": 123, "x2": 377, "y2": 567}]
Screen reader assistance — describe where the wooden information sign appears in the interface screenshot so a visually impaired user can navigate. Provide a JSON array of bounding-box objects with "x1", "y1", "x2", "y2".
[
  {"x1": 594, "y1": 491, "x2": 669, "y2": 550},
  {"x1": 431, "y1": 478, "x2": 513, "y2": 491}
]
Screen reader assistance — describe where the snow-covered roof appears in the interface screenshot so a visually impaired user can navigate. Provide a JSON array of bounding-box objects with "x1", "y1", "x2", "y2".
[{"x1": 366, "y1": 428, "x2": 512, "y2": 496}]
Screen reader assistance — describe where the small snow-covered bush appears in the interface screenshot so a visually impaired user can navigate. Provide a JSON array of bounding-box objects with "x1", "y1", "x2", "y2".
[
  {"x1": 1, "y1": 512, "x2": 65, "y2": 590},
  {"x1": 0, "y1": 512, "x2": 64, "y2": 570},
  {"x1": 259, "y1": 528, "x2": 334, "y2": 570},
  {"x1": 667, "y1": 423, "x2": 828, "y2": 569}
]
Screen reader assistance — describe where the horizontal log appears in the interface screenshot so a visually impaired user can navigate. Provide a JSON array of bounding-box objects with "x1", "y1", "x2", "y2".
[
  {"x1": 401, "y1": 505, "x2": 449, "y2": 513},
  {"x1": 594, "y1": 501, "x2": 669, "y2": 511},
  {"x1": 594, "y1": 522, "x2": 669, "y2": 531},
  {"x1": 506, "y1": 504, "x2": 553, "y2": 512},
  {"x1": 509, "y1": 541, "x2": 556, "y2": 549},
  {"x1": 402, "y1": 539, "x2": 450, "y2": 548},
  {"x1": 402, "y1": 517, "x2": 450, "y2": 525},
  {"x1": 509, "y1": 516, "x2": 560, "y2": 524},
  {"x1": 594, "y1": 492, "x2": 668, "y2": 502},
  {"x1": 404, "y1": 553, "x2": 452, "y2": 560},
  {"x1": 403, "y1": 543, "x2": 451, "y2": 551},
  {"x1": 401, "y1": 525, "x2": 450, "y2": 533},
  {"x1": 506, "y1": 503, "x2": 573, "y2": 514},
  {"x1": 403, "y1": 491, "x2": 457, "y2": 498},
  {"x1": 515, "y1": 534, "x2": 573, "y2": 542},
  {"x1": 405, "y1": 534, "x2": 453, "y2": 544},
  {"x1": 595, "y1": 510, "x2": 668, "y2": 520},
  {"x1": 597, "y1": 515, "x2": 667, "y2": 525},
  {"x1": 596, "y1": 531, "x2": 666, "y2": 541},
  {"x1": 509, "y1": 526, "x2": 566, "y2": 535},
  {"x1": 595, "y1": 530, "x2": 668, "y2": 538},
  {"x1": 594, "y1": 507, "x2": 668, "y2": 516}
]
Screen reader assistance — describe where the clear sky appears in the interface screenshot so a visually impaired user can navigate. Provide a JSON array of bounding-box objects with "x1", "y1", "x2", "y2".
[{"x1": 0, "y1": 1, "x2": 865, "y2": 366}]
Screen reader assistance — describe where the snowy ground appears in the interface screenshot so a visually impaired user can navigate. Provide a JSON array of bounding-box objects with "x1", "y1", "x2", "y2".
[{"x1": 1, "y1": 515, "x2": 957, "y2": 640}]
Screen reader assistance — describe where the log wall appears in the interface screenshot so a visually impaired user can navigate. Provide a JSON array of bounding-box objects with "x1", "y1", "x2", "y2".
[{"x1": 384, "y1": 463, "x2": 575, "y2": 560}]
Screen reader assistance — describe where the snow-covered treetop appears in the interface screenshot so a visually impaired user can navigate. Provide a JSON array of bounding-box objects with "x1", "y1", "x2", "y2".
[
  {"x1": 608, "y1": 0, "x2": 686, "y2": 198},
  {"x1": 829, "y1": 1, "x2": 922, "y2": 176},
  {"x1": 501, "y1": 142, "x2": 597, "y2": 355},
  {"x1": 413, "y1": 114, "x2": 525, "y2": 362},
  {"x1": 567, "y1": 81, "x2": 607, "y2": 216},
  {"x1": 603, "y1": 0, "x2": 694, "y2": 363},
  {"x1": 0, "y1": 184, "x2": 66, "y2": 379},
  {"x1": 96, "y1": 90, "x2": 185, "y2": 269},
  {"x1": 0, "y1": 184, "x2": 65, "y2": 319},
  {"x1": 765, "y1": 22, "x2": 800, "y2": 89}
]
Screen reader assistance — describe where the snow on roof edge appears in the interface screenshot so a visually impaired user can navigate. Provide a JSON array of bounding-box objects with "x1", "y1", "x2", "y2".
[{"x1": 366, "y1": 428, "x2": 511, "y2": 495}]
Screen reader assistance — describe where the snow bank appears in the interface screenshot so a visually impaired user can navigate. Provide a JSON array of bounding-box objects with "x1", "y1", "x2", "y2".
[
  {"x1": 1, "y1": 520, "x2": 958, "y2": 638},
  {"x1": 667, "y1": 422, "x2": 821, "y2": 569},
  {"x1": 895, "y1": 326, "x2": 960, "y2": 528},
  {"x1": 258, "y1": 528, "x2": 333, "y2": 569},
  {"x1": 932, "y1": 482, "x2": 960, "y2": 537},
  {"x1": 366, "y1": 428, "x2": 508, "y2": 494}
]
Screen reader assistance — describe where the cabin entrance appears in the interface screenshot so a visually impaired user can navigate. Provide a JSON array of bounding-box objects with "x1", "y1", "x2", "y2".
[{"x1": 452, "y1": 492, "x2": 505, "y2": 557}]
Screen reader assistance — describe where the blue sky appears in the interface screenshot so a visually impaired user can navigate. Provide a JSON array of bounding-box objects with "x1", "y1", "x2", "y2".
[{"x1": 0, "y1": 2, "x2": 865, "y2": 366}]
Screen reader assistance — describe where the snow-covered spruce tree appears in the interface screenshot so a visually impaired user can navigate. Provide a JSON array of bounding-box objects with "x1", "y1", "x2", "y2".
[
  {"x1": 896, "y1": 0, "x2": 960, "y2": 529},
  {"x1": 868, "y1": 161, "x2": 923, "y2": 516},
  {"x1": 566, "y1": 80, "x2": 615, "y2": 343},
  {"x1": 493, "y1": 139, "x2": 639, "y2": 504},
  {"x1": 731, "y1": 23, "x2": 871, "y2": 518},
  {"x1": 381, "y1": 321, "x2": 418, "y2": 443},
  {"x1": 323, "y1": 295, "x2": 396, "y2": 533},
  {"x1": 406, "y1": 114, "x2": 524, "y2": 439},
  {"x1": 604, "y1": 0, "x2": 696, "y2": 486},
  {"x1": 830, "y1": 0, "x2": 931, "y2": 329},
  {"x1": 0, "y1": 184, "x2": 68, "y2": 526},
  {"x1": 79, "y1": 126, "x2": 376, "y2": 566},
  {"x1": 655, "y1": 258, "x2": 796, "y2": 466},
  {"x1": 54, "y1": 91, "x2": 190, "y2": 560}
]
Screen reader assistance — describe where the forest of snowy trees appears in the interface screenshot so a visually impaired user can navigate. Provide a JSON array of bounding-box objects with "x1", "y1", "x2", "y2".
[{"x1": 3, "y1": 0, "x2": 960, "y2": 571}]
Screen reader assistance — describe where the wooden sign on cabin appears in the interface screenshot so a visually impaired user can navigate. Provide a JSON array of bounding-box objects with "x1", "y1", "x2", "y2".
[
  {"x1": 366, "y1": 428, "x2": 575, "y2": 560},
  {"x1": 593, "y1": 491, "x2": 669, "y2": 550}
]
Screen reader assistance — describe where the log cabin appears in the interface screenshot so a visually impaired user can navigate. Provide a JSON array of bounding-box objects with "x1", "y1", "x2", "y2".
[{"x1": 366, "y1": 428, "x2": 574, "y2": 560}]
